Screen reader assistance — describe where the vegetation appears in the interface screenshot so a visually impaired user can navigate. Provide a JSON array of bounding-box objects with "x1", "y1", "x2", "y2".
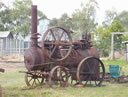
[
  {"x1": 1, "y1": 0, "x2": 128, "y2": 56},
  {"x1": 49, "y1": 0, "x2": 98, "y2": 40},
  {"x1": 0, "y1": 0, "x2": 46, "y2": 36},
  {"x1": 0, "y1": 60, "x2": 128, "y2": 97}
]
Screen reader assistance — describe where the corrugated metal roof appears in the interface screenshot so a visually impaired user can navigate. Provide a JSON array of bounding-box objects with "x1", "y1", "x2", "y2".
[
  {"x1": 14, "y1": 33, "x2": 24, "y2": 40},
  {"x1": 0, "y1": 31, "x2": 13, "y2": 38}
]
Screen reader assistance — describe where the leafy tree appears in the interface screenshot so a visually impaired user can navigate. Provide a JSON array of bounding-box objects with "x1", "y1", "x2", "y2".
[
  {"x1": 49, "y1": 18, "x2": 59, "y2": 27},
  {"x1": 93, "y1": 26, "x2": 111, "y2": 56},
  {"x1": 94, "y1": 20, "x2": 124, "y2": 57},
  {"x1": 58, "y1": 13, "x2": 72, "y2": 30},
  {"x1": 49, "y1": 13, "x2": 72, "y2": 31},
  {"x1": 102, "y1": 9, "x2": 117, "y2": 28},
  {"x1": 109, "y1": 20, "x2": 124, "y2": 50},
  {"x1": 49, "y1": 0, "x2": 98, "y2": 40},
  {"x1": 115, "y1": 11, "x2": 128, "y2": 31},
  {"x1": 0, "y1": 1, "x2": 10, "y2": 31},
  {"x1": 0, "y1": 0, "x2": 46, "y2": 36},
  {"x1": 72, "y1": 0, "x2": 98, "y2": 34}
]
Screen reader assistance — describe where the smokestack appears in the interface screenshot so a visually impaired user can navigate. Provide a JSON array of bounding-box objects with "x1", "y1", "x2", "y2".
[
  {"x1": 32, "y1": 5, "x2": 37, "y2": 34},
  {"x1": 31, "y1": 5, "x2": 38, "y2": 47}
]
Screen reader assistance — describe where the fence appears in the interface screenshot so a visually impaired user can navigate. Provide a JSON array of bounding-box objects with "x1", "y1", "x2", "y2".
[{"x1": 0, "y1": 39, "x2": 29, "y2": 57}]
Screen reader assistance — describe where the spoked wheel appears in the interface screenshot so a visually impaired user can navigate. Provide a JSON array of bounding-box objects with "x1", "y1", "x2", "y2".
[
  {"x1": 25, "y1": 71, "x2": 44, "y2": 87},
  {"x1": 48, "y1": 66, "x2": 68, "y2": 88},
  {"x1": 77, "y1": 56, "x2": 105, "y2": 87},
  {"x1": 42, "y1": 26, "x2": 72, "y2": 61}
]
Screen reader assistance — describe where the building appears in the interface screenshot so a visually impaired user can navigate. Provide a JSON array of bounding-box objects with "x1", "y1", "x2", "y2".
[
  {"x1": 0, "y1": 31, "x2": 14, "y2": 54},
  {"x1": 24, "y1": 19, "x2": 49, "y2": 48}
]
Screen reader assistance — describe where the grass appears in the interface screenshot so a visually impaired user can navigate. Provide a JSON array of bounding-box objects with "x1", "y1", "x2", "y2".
[
  {"x1": 0, "y1": 60, "x2": 128, "y2": 97},
  {"x1": 102, "y1": 60, "x2": 128, "y2": 73}
]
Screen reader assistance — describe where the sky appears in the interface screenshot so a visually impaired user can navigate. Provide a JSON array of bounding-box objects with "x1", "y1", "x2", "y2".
[
  {"x1": 32, "y1": 0, "x2": 128, "y2": 24},
  {"x1": 2, "y1": 0, "x2": 128, "y2": 24}
]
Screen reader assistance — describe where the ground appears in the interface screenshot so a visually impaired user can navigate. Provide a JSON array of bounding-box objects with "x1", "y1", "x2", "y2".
[{"x1": 0, "y1": 60, "x2": 128, "y2": 97}]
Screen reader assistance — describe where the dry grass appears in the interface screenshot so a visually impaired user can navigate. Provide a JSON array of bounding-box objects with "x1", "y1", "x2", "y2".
[
  {"x1": 0, "y1": 55, "x2": 24, "y2": 62},
  {"x1": 0, "y1": 60, "x2": 128, "y2": 97}
]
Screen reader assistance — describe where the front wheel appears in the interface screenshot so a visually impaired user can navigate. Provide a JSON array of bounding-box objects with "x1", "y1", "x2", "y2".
[
  {"x1": 48, "y1": 66, "x2": 68, "y2": 88},
  {"x1": 25, "y1": 71, "x2": 44, "y2": 87}
]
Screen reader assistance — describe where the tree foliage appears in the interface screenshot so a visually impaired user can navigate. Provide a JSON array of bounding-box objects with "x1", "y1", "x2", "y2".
[
  {"x1": 102, "y1": 9, "x2": 117, "y2": 28},
  {"x1": 49, "y1": 0, "x2": 98, "y2": 38},
  {"x1": 115, "y1": 11, "x2": 128, "y2": 31},
  {"x1": 49, "y1": 13, "x2": 72, "y2": 31},
  {"x1": 94, "y1": 19, "x2": 125, "y2": 56},
  {"x1": 72, "y1": 0, "x2": 98, "y2": 34},
  {"x1": 0, "y1": 1, "x2": 10, "y2": 31},
  {"x1": 0, "y1": 0, "x2": 46, "y2": 36}
]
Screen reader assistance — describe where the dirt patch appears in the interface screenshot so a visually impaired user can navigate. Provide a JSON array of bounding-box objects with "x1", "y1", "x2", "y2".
[
  {"x1": 0, "y1": 55, "x2": 24, "y2": 62},
  {"x1": 0, "y1": 62, "x2": 25, "y2": 72}
]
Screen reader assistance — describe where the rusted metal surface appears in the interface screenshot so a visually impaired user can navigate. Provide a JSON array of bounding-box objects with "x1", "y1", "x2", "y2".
[
  {"x1": 76, "y1": 56, "x2": 105, "y2": 86},
  {"x1": 25, "y1": 71, "x2": 46, "y2": 86},
  {"x1": 42, "y1": 26, "x2": 72, "y2": 61},
  {"x1": 0, "y1": 68, "x2": 4, "y2": 73},
  {"x1": 48, "y1": 66, "x2": 68, "y2": 87},
  {"x1": 23, "y1": 5, "x2": 105, "y2": 88},
  {"x1": 24, "y1": 5, "x2": 44, "y2": 71},
  {"x1": 31, "y1": 5, "x2": 38, "y2": 47},
  {"x1": 0, "y1": 68, "x2": 4, "y2": 97}
]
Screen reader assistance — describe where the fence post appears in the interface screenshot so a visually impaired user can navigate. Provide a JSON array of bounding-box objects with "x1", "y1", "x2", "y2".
[{"x1": 111, "y1": 33, "x2": 115, "y2": 60}]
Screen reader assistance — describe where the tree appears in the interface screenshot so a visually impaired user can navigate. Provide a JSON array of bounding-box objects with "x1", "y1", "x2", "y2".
[
  {"x1": 49, "y1": 13, "x2": 72, "y2": 31},
  {"x1": 93, "y1": 20, "x2": 124, "y2": 57},
  {"x1": 58, "y1": 13, "x2": 72, "y2": 30},
  {"x1": 102, "y1": 9, "x2": 117, "y2": 28},
  {"x1": 49, "y1": 18, "x2": 59, "y2": 27},
  {"x1": 109, "y1": 20, "x2": 124, "y2": 50},
  {"x1": 115, "y1": 11, "x2": 128, "y2": 31},
  {"x1": 72, "y1": 0, "x2": 98, "y2": 34},
  {"x1": 0, "y1": 1, "x2": 10, "y2": 31},
  {"x1": 49, "y1": 0, "x2": 98, "y2": 40},
  {"x1": 0, "y1": 0, "x2": 46, "y2": 36}
]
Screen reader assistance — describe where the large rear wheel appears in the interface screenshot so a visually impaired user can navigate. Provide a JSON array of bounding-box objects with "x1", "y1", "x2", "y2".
[{"x1": 77, "y1": 56, "x2": 105, "y2": 87}]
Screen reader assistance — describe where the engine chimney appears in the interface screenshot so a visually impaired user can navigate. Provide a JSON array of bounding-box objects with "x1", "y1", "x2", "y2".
[{"x1": 31, "y1": 5, "x2": 38, "y2": 47}]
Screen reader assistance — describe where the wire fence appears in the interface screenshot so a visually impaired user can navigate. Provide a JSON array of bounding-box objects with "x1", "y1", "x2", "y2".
[{"x1": 0, "y1": 48, "x2": 28, "y2": 56}]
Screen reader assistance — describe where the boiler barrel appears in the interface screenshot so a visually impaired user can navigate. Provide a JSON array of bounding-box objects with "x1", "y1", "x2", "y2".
[{"x1": 58, "y1": 48, "x2": 99, "y2": 66}]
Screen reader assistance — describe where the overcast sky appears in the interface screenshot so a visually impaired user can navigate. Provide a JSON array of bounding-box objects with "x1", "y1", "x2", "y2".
[
  {"x1": 2, "y1": 0, "x2": 128, "y2": 24},
  {"x1": 32, "y1": 0, "x2": 128, "y2": 24}
]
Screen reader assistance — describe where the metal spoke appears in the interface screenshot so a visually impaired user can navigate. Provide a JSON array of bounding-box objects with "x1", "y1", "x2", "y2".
[
  {"x1": 32, "y1": 79, "x2": 35, "y2": 86},
  {"x1": 50, "y1": 29, "x2": 56, "y2": 41},
  {"x1": 59, "y1": 31, "x2": 64, "y2": 41},
  {"x1": 50, "y1": 45, "x2": 57, "y2": 57},
  {"x1": 37, "y1": 78, "x2": 41, "y2": 84},
  {"x1": 84, "y1": 75, "x2": 90, "y2": 86},
  {"x1": 28, "y1": 78, "x2": 33, "y2": 83},
  {"x1": 58, "y1": 47, "x2": 63, "y2": 57},
  {"x1": 85, "y1": 61, "x2": 91, "y2": 71}
]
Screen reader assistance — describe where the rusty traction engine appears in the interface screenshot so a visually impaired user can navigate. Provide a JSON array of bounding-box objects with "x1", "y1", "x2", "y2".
[{"x1": 24, "y1": 5, "x2": 105, "y2": 87}]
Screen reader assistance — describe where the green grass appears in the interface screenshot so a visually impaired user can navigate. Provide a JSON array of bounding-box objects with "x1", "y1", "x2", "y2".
[
  {"x1": 102, "y1": 60, "x2": 128, "y2": 73},
  {"x1": 0, "y1": 60, "x2": 128, "y2": 97}
]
